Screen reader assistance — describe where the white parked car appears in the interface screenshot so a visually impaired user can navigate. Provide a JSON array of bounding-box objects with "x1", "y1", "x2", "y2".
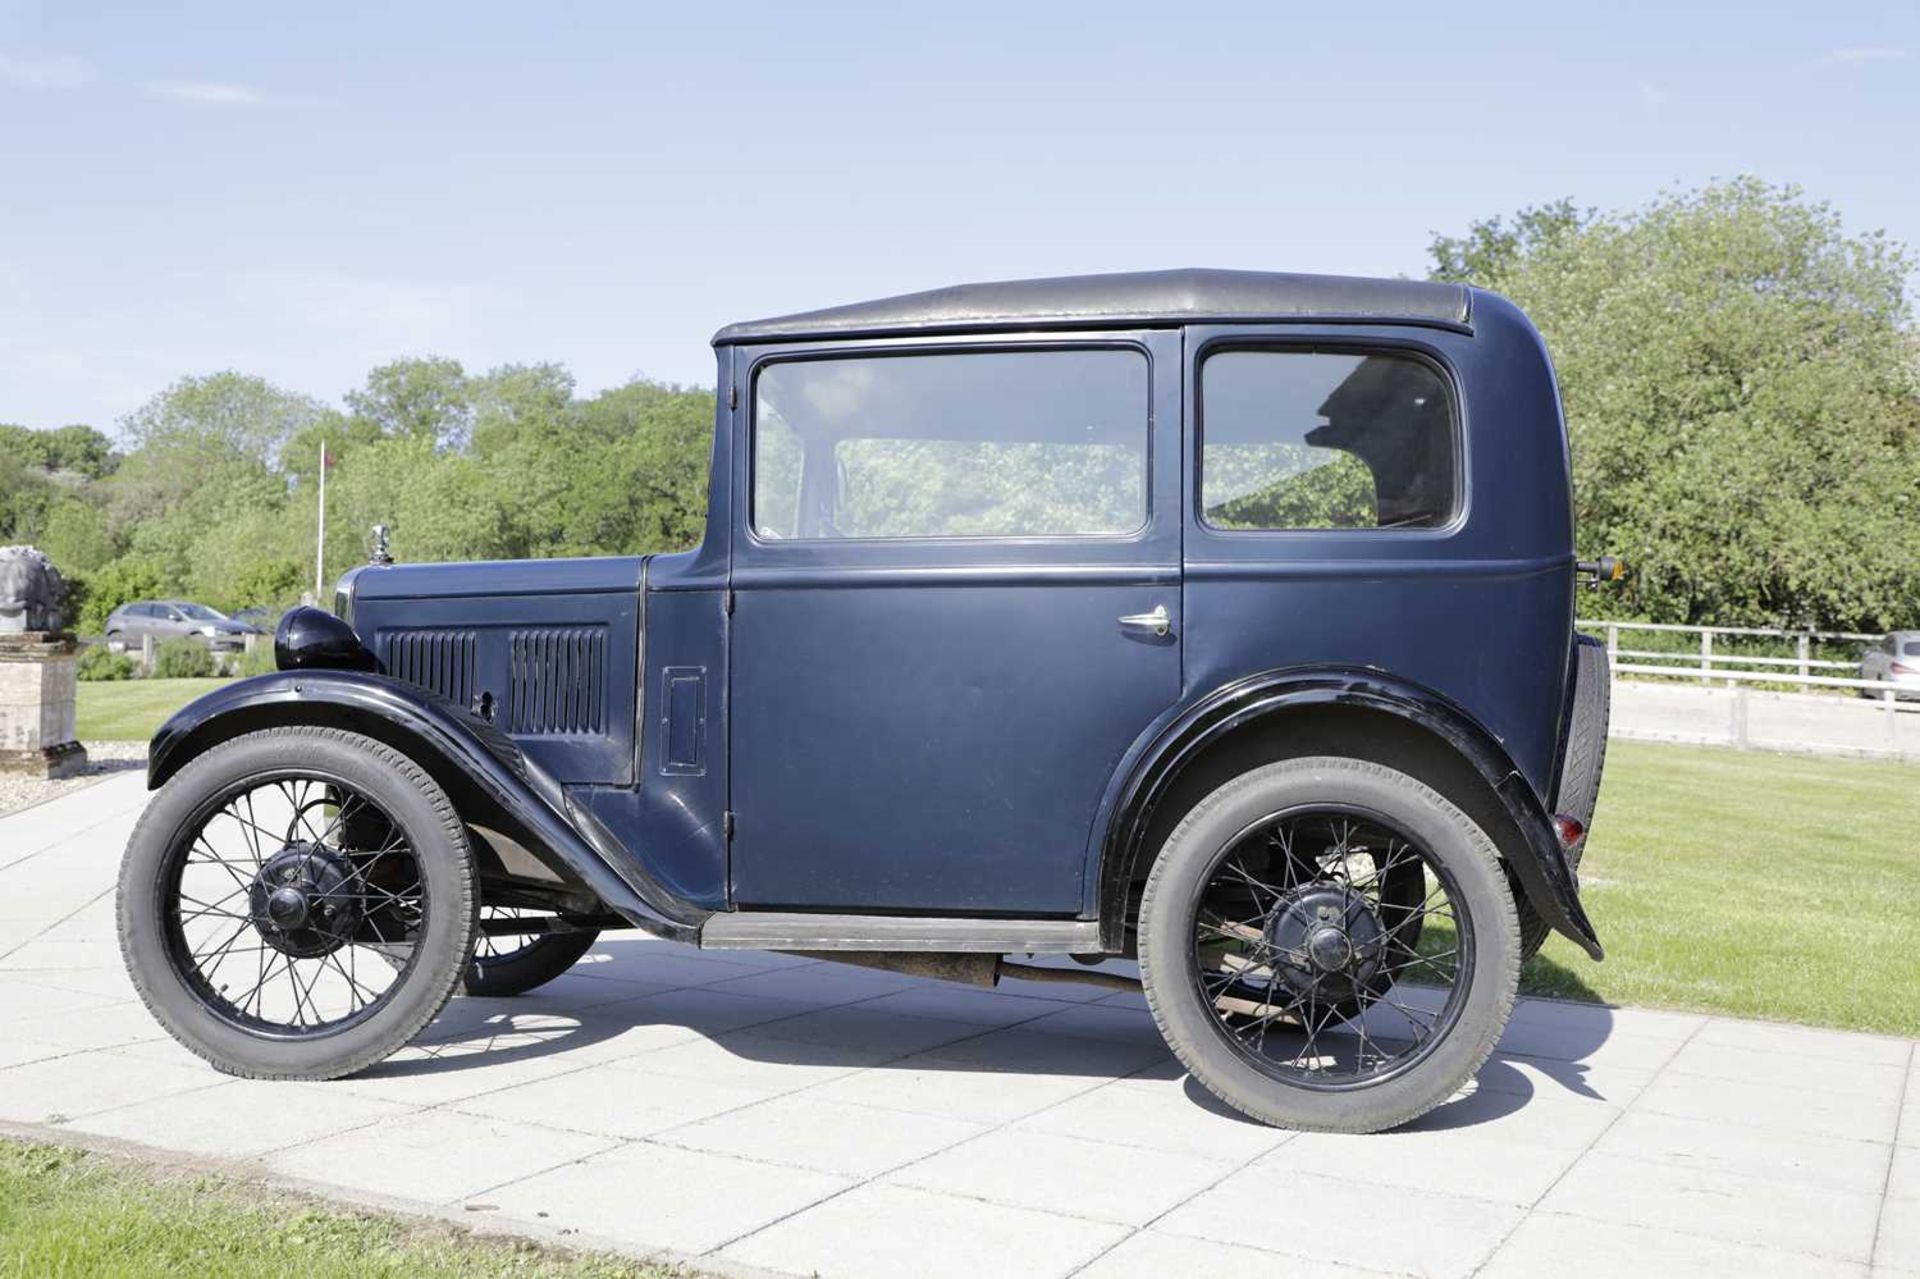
[{"x1": 1860, "y1": 631, "x2": 1920, "y2": 701}]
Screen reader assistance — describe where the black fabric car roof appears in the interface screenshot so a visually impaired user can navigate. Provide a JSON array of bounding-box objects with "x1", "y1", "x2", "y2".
[{"x1": 713, "y1": 268, "x2": 1470, "y2": 346}]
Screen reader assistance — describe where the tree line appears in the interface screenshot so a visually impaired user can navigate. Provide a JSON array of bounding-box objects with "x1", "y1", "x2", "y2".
[
  {"x1": 0, "y1": 363, "x2": 714, "y2": 634},
  {"x1": 1, "y1": 178, "x2": 1915, "y2": 635}
]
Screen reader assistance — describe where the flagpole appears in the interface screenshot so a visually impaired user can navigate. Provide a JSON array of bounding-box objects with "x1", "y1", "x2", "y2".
[{"x1": 315, "y1": 437, "x2": 326, "y2": 602}]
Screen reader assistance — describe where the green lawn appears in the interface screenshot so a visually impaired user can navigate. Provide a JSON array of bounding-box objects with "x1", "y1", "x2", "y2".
[
  {"x1": 1523, "y1": 739, "x2": 1920, "y2": 1035},
  {"x1": 68, "y1": 676, "x2": 1920, "y2": 1035},
  {"x1": 0, "y1": 1140, "x2": 680, "y2": 1278},
  {"x1": 76, "y1": 678, "x2": 228, "y2": 741}
]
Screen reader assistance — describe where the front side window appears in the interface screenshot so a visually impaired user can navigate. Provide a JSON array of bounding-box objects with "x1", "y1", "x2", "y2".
[
  {"x1": 753, "y1": 349, "x2": 1149, "y2": 541},
  {"x1": 1200, "y1": 349, "x2": 1457, "y2": 531}
]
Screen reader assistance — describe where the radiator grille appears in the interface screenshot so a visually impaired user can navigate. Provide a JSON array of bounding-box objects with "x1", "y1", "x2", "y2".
[
  {"x1": 508, "y1": 627, "x2": 607, "y2": 735},
  {"x1": 382, "y1": 629, "x2": 476, "y2": 706}
]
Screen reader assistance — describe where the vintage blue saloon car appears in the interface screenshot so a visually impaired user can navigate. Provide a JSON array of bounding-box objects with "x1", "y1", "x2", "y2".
[{"x1": 118, "y1": 269, "x2": 1610, "y2": 1133}]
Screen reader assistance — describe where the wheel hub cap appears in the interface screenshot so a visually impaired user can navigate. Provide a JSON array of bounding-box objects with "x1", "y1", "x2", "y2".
[
  {"x1": 1265, "y1": 884, "x2": 1387, "y2": 1002},
  {"x1": 249, "y1": 844, "x2": 360, "y2": 958}
]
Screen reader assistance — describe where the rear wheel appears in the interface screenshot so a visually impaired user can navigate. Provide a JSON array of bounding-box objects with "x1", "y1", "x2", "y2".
[
  {"x1": 1138, "y1": 755, "x2": 1519, "y2": 1133},
  {"x1": 463, "y1": 909, "x2": 600, "y2": 996},
  {"x1": 117, "y1": 727, "x2": 477, "y2": 1080}
]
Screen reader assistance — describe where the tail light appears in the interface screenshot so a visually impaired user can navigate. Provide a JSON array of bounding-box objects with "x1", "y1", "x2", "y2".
[
  {"x1": 1551, "y1": 813, "x2": 1585, "y2": 849},
  {"x1": 1892, "y1": 661, "x2": 1915, "y2": 676}
]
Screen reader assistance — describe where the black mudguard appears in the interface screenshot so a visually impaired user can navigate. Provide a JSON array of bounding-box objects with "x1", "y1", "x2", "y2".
[
  {"x1": 147, "y1": 670, "x2": 706, "y2": 941},
  {"x1": 1099, "y1": 666, "x2": 1604, "y2": 961}
]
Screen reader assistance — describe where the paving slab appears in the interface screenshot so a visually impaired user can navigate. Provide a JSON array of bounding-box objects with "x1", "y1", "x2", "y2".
[
  {"x1": 1877, "y1": 1198, "x2": 1920, "y2": 1273},
  {"x1": 885, "y1": 1127, "x2": 1231, "y2": 1226},
  {"x1": 3, "y1": 771, "x2": 1918, "y2": 1279},
  {"x1": 68, "y1": 1078, "x2": 418, "y2": 1159},
  {"x1": 1076, "y1": 1229, "x2": 1404, "y2": 1279},
  {"x1": 1635, "y1": 1069, "x2": 1901, "y2": 1143},
  {"x1": 1538, "y1": 1150, "x2": 1883, "y2": 1262},
  {"x1": 1595, "y1": 1109, "x2": 1895, "y2": 1194},
  {"x1": 717, "y1": 1182, "x2": 1125, "y2": 1279},
  {"x1": 656, "y1": 1094, "x2": 986, "y2": 1177},
  {"x1": 1155, "y1": 1167, "x2": 1525, "y2": 1276},
  {"x1": 265, "y1": 1110, "x2": 618, "y2": 1205},
  {"x1": 485, "y1": 1140, "x2": 852, "y2": 1257},
  {"x1": 1480, "y1": 1211, "x2": 1871, "y2": 1278},
  {"x1": 1257, "y1": 1122, "x2": 1585, "y2": 1205}
]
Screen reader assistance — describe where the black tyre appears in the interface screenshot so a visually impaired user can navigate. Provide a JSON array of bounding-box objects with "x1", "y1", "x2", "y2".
[
  {"x1": 463, "y1": 909, "x2": 600, "y2": 997},
  {"x1": 117, "y1": 727, "x2": 478, "y2": 1080},
  {"x1": 1138, "y1": 756, "x2": 1519, "y2": 1134},
  {"x1": 1519, "y1": 633, "x2": 1610, "y2": 961}
]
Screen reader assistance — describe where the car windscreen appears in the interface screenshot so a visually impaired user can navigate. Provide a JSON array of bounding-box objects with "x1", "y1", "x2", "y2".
[{"x1": 176, "y1": 604, "x2": 227, "y2": 621}]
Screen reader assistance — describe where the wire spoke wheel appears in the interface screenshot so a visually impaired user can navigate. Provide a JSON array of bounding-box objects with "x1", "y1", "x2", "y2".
[
  {"x1": 462, "y1": 906, "x2": 601, "y2": 998},
  {"x1": 162, "y1": 773, "x2": 427, "y2": 1037},
  {"x1": 1191, "y1": 804, "x2": 1473, "y2": 1090},
  {"x1": 473, "y1": 907, "x2": 547, "y2": 963}
]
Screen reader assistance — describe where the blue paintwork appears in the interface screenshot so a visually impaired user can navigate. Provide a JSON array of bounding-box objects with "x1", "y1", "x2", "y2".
[
  {"x1": 727, "y1": 331, "x2": 1184, "y2": 913},
  {"x1": 1180, "y1": 306, "x2": 1575, "y2": 802},
  {"x1": 343, "y1": 559, "x2": 643, "y2": 786},
  {"x1": 149, "y1": 275, "x2": 1597, "y2": 954}
]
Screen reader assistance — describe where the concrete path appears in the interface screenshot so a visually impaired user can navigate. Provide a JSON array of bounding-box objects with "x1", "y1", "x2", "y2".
[
  {"x1": 2, "y1": 774, "x2": 1914, "y2": 1278},
  {"x1": 1612, "y1": 679, "x2": 1920, "y2": 763}
]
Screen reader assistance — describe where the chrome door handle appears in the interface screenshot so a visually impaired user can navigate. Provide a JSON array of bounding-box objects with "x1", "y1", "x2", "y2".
[{"x1": 1118, "y1": 604, "x2": 1171, "y2": 637}]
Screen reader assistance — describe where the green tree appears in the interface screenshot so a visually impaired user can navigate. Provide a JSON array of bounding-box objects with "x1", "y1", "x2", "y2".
[
  {"x1": 345, "y1": 357, "x2": 472, "y2": 449},
  {"x1": 76, "y1": 557, "x2": 169, "y2": 636},
  {"x1": 120, "y1": 371, "x2": 325, "y2": 462},
  {"x1": 1430, "y1": 178, "x2": 1920, "y2": 631}
]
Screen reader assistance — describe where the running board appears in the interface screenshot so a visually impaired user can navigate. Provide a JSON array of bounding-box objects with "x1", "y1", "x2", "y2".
[{"x1": 698, "y1": 913, "x2": 1102, "y2": 954}]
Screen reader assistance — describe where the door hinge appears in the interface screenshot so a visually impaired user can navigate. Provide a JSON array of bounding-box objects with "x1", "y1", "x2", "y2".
[
  {"x1": 727, "y1": 385, "x2": 738, "y2": 411},
  {"x1": 723, "y1": 811, "x2": 735, "y2": 840}
]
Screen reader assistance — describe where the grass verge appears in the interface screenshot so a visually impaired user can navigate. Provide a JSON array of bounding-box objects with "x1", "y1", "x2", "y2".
[
  {"x1": 1522, "y1": 739, "x2": 1920, "y2": 1035},
  {"x1": 76, "y1": 678, "x2": 228, "y2": 741},
  {"x1": 0, "y1": 1138, "x2": 682, "y2": 1278}
]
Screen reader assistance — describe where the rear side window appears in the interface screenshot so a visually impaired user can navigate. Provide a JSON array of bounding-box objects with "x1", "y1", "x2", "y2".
[
  {"x1": 753, "y1": 348, "x2": 1149, "y2": 541},
  {"x1": 1904, "y1": 640, "x2": 1920, "y2": 657},
  {"x1": 1200, "y1": 349, "x2": 1457, "y2": 531}
]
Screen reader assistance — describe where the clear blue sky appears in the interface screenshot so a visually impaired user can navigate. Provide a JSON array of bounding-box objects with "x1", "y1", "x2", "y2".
[{"x1": 3, "y1": 0, "x2": 1915, "y2": 432}]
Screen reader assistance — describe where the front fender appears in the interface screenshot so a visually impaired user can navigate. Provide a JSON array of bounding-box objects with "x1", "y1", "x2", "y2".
[
  {"x1": 148, "y1": 671, "x2": 706, "y2": 940},
  {"x1": 1095, "y1": 666, "x2": 1603, "y2": 961}
]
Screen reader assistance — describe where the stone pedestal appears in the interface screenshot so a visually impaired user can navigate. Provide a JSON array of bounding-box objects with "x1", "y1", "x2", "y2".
[{"x1": 0, "y1": 633, "x2": 87, "y2": 779}]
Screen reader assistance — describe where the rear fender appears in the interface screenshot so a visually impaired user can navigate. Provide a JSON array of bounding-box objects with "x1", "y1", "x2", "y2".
[
  {"x1": 1095, "y1": 666, "x2": 1603, "y2": 960},
  {"x1": 148, "y1": 671, "x2": 706, "y2": 940}
]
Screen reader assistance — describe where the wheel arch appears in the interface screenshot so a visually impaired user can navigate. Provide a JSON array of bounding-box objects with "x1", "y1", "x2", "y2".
[
  {"x1": 147, "y1": 672, "x2": 705, "y2": 940},
  {"x1": 1094, "y1": 667, "x2": 1601, "y2": 960}
]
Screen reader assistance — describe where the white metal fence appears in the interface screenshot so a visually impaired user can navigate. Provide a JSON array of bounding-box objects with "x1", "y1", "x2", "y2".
[{"x1": 1578, "y1": 619, "x2": 1910, "y2": 703}]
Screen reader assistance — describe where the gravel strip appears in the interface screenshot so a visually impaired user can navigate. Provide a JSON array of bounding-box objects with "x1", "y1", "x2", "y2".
[{"x1": 0, "y1": 741, "x2": 147, "y2": 817}]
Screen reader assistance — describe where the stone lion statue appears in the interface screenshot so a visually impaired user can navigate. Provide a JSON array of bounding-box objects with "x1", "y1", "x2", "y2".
[{"x1": 0, "y1": 545, "x2": 68, "y2": 634}]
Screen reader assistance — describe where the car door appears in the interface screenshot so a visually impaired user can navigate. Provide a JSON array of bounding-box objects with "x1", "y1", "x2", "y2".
[{"x1": 728, "y1": 334, "x2": 1183, "y2": 915}]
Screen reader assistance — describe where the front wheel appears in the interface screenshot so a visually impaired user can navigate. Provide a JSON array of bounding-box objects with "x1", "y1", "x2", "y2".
[
  {"x1": 117, "y1": 727, "x2": 478, "y2": 1080},
  {"x1": 1138, "y1": 756, "x2": 1519, "y2": 1134}
]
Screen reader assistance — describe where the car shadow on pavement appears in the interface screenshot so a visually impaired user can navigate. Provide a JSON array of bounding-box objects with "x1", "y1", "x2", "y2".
[{"x1": 374, "y1": 939, "x2": 1626, "y2": 1135}]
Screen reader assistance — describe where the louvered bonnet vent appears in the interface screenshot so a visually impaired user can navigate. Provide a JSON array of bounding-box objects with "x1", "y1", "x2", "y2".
[
  {"x1": 382, "y1": 629, "x2": 477, "y2": 706},
  {"x1": 507, "y1": 627, "x2": 608, "y2": 735}
]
